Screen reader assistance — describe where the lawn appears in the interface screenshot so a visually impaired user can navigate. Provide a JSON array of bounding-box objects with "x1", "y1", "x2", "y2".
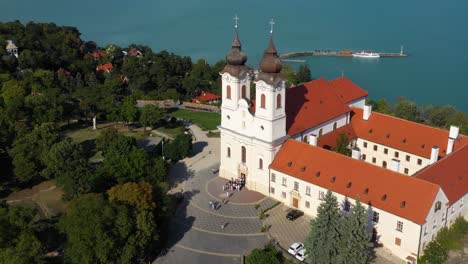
[
  {"x1": 155, "y1": 126, "x2": 185, "y2": 138},
  {"x1": 167, "y1": 108, "x2": 220, "y2": 131}
]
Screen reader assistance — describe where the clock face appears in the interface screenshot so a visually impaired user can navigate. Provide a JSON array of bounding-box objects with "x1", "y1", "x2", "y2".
[
  {"x1": 225, "y1": 75, "x2": 230, "y2": 82},
  {"x1": 276, "y1": 85, "x2": 282, "y2": 91}
]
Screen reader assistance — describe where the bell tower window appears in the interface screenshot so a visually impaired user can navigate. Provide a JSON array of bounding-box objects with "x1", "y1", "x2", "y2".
[
  {"x1": 226, "y1": 85, "x2": 231, "y2": 99},
  {"x1": 260, "y1": 94, "x2": 266, "y2": 109},
  {"x1": 241, "y1": 85, "x2": 246, "y2": 98},
  {"x1": 276, "y1": 94, "x2": 282, "y2": 109},
  {"x1": 227, "y1": 147, "x2": 231, "y2": 158}
]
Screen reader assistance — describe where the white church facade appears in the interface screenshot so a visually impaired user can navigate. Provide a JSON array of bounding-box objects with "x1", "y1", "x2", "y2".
[{"x1": 218, "y1": 25, "x2": 468, "y2": 262}]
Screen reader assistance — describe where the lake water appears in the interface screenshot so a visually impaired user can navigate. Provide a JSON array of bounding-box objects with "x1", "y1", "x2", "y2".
[{"x1": 2, "y1": 0, "x2": 467, "y2": 111}]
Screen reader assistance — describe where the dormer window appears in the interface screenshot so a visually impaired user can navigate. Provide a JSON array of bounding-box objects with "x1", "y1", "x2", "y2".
[
  {"x1": 330, "y1": 176, "x2": 336, "y2": 183},
  {"x1": 386, "y1": 133, "x2": 391, "y2": 138},
  {"x1": 288, "y1": 161, "x2": 293, "y2": 167},
  {"x1": 363, "y1": 188, "x2": 369, "y2": 195},
  {"x1": 316, "y1": 171, "x2": 321, "y2": 177},
  {"x1": 381, "y1": 194, "x2": 387, "y2": 201},
  {"x1": 346, "y1": 182, "x2": 352, "y2": 188},
  {"x1": 400, "y1": 201, "x2": 406, "y2": 208},
  {"x1": 301, "y1": 166, "x2": 306, "y2": 172},
  {"x1": 434, "y1": 201, "x2": 442, "y2": 212}
]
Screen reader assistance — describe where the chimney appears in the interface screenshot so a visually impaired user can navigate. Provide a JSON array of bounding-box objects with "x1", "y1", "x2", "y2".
[
  {"x1": 446, "y1": 126, "x2": 459, "y2": 155},
  {"x1": 309, "y1": 134, "x2": 318, "y2": 147},
  {"x1": 430, "y1": 146, "x2": 439, "y2": 164},
  {"x1": 351, "y1": 147, "x2": 361, "y2": 160},
  {"x1": 390, "y1": 159, "x2": 400, "y2": 173},
  {"x1": 363, "y1": 104, "x2": 372, "y2": 121}
]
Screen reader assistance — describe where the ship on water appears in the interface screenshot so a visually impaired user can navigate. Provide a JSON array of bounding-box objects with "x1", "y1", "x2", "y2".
[{"x1": 352, "y1": 51, "x2": 380, "y2": 58}]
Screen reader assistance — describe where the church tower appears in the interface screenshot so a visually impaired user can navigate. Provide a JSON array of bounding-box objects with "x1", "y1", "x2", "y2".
[{"x1": 254, "y1": 20, "x2": 287, "y2": 142}]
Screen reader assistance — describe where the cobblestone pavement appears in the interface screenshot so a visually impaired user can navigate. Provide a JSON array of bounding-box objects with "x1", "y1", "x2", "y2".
[{"x1": 154, "y1": 125, "x2": 270, "y2": 264}]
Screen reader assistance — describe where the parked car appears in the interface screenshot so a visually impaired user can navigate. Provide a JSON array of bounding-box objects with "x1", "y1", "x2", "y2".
[
  {"x1": 295, "y1": 248, "x2": 308, "y2": 262},
  {"x1": 287, "y1": 242, "x2": 304, "y2": 255},
  {"x1": 286, "y1": 209, "x2": 304, "y2": 220}
]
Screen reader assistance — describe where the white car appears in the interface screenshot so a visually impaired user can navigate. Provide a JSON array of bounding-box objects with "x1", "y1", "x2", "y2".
[
  {"x1": 287, "y1": 242, "x2": 304, "y2": 255},
  {"x1": 295, "y1": 248, "x2": 308, "y2": 262}
]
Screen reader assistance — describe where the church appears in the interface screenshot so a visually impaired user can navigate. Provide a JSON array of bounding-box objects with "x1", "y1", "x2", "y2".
[{"x1": 217, "y1": 24, "x2": 468, "y2": 262}]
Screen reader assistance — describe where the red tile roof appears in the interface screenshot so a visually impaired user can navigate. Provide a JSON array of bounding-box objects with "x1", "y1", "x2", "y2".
[
  {"x1": 90, "y1": 51, "x2": 104, "y2": 59},
  {"x1": 286, "y1": 78, "x2": 351, "y2": 136},
  {"x1": 350, "y1": 107, "x2": 468, "y2": 159},
  {"x1": 193, "y1": 91, "x2": 221, "y2": 102},
  {"x1": 416, "y1": 145, "x2": 468, "y2": 205},
  {"x1": 270, "y1": 140, "x2": 440, "y2": 224},
  {"x1": 317, "y1": 125, "x2": 357, "y2": 150},
  {"x1": 96, "y1": 63, "x2": 113, "y2": 72},
  {"x1": 328, "y1": 77, "x2": 368, "y2": 104}
]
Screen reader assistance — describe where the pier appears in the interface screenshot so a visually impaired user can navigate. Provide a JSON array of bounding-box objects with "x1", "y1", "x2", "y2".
[{"x1": 280, "y1": 50, "x2": 407, "y2": 59}]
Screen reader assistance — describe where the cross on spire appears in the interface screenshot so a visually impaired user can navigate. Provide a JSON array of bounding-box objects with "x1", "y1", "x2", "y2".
[
  {"x1": 234, "y1": 14, "x2": 239, "y2": 29},
  {"x1": 269, "y1": 18, "x2": 275, "y2": 34}
]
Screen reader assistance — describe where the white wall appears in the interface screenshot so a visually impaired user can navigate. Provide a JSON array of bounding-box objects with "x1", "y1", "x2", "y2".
[
  {"x1": 290, "y1": 113, "x2": 349, "y2": 143},
  {"x1": 355, "y1": 138, "x2": 431, "y2": 176},
  {"x1": 267, "y1": 169, "x2": 444, "y2": 261},
  {"x1": 348, "y1": 97, "x2": 366, "y2": 108}
]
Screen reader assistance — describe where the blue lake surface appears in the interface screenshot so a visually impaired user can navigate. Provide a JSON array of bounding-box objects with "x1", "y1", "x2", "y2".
[{"x1": 2, "y1": 0, "x2": 467, "y2": 111}]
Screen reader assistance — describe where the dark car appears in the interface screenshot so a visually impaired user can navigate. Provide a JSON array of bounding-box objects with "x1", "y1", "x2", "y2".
[{"x1": 286, "y1": 209, "x2": 304, "y2": 221}]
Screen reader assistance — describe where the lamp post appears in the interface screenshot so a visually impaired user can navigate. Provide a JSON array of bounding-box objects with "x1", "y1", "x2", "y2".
[{"x1": 161, "y1": 140, "x2": 165, "y2": 160}]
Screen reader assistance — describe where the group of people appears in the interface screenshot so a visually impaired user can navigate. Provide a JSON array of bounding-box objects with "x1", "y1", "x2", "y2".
[{"x1": 222, "y1": 178, "x2": 245, "y2": 193}]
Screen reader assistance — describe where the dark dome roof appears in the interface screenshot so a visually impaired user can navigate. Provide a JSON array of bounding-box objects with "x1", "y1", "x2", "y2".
[
  {"x1": 226, "y1": 30, "x2": 247, "y2": 66},
  {"x1": 259, "y1": 34, "x2": 282, "y2": 73}
]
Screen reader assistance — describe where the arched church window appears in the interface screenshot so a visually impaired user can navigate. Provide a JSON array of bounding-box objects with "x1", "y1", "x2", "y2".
[
  {"x1": 319, "y1": 128, "x2": 323, "y2": 137},
  {"x1": 260, "y1": 94, "x2": 266, "y2": 109},
  {"x1": 227, "y1": 147, "x2": 231, "y2": 158},
  {"x1": 277, "y1": 94, "x2": 282, "y2": 109},
  {"x1": 241, "y1": 146, "x2": 246, "y2": 163},
  {"x1": 226, "y1": 85, "x2": 231, "y2": 99},
  {"x1": 241, "y1": 85, "x2": 247, "y2": 99},
  {"x1": 259, "y1": 158, "x2": 263, "y2": 170},
  {"x1": 382, "y1": 161, "x2": 387, "y2": 168},
  {"x1": 333, "y1": 122, "x2": 337, "y2": 130}
]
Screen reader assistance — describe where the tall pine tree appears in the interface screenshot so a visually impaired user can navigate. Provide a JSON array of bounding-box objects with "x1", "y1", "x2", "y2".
[
  {"x1": 337, "y1": 198, "x2": 372, "y2": 264},
  {"x1": 305, "y1": 189, "x2": 341, "y2": 263}
]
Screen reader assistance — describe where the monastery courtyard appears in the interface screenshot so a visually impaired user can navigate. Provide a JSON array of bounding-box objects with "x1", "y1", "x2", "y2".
[{"x1": 153, "y1": 124, "x2": 401, "y2": 264}]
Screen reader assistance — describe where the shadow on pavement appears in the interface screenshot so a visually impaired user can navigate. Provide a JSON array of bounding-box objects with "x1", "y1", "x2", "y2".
[
  {"x1": 167, "y1": 162, "x2": 195, "y2": 190},
  {"x1": 191, "y1": 141, "x2": 208, "y2": 156}
]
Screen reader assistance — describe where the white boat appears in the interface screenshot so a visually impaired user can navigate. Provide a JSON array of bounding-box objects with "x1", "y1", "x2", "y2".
[{"x1": 352, "y1": 51, "x2": 380, "y2": 58}]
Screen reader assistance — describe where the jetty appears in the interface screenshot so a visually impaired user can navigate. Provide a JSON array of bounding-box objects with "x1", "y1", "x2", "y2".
[{"x1": 280, "y1": 49, "x2": 407, "y2": 59}]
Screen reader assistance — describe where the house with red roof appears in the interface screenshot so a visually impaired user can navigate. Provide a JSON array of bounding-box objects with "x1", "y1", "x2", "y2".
[
  {"x1": 192, "y1": 91, "x2": 221, "y2": 104},
  {"x1": 96, "y1": 63, "x2": 113, "y2": 73},
  {"x1": 217, "y1": 26, "x2": 467, "y2": 262}
]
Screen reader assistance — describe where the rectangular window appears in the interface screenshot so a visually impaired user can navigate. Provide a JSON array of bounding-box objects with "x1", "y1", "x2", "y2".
[
  {"x1": 372, "y1": 157, "x2": 376, "y2": 164},
  {"x1": 451, "y1": 206, "x2": 455, "y2": 214},
  {"x1": 305, "y1": 201, "x2": 310, "y2": 208},
  {"x1": 435, "y1": 201, "x2": 441, "y2": 212},
  {"x1": 319, "y1": 191, "x2": 325, "y2": 200},
  {"x1": 373, "y1": 212, "x2": 379, "y2": 223},
  {"x1": 395, "y1": 237, "x2": 401, "y2": 246},
  {"x1": 394, "y1": 151, "x2": 399, "y2": 158},
  {"x1": 424, "y1": 226, "x2": 427, "y2": 235},
  {"x1": 306, "y1": 186, "x2": 311, "y2": 196},
  {"x1": 433, "y1": 219, "x2": 437, "y2": 229},
  {"x1": 294, "y1": 182, "x2": 299, "y2": 191},
  {"x1": 404, "y1": 168, "x2": 409, "y2": 174},
  {"x1": 397, "y1": 221, "x2": 404, "y2": 232},
  {"x1": 373, "y1": 145, "x2": 378, "y2": 151},
  {"x1": 442, "y1": 213, "x2": 446, "y2": 221},
  {"x1": 281, "y1": 191, "x2": 286, "y2": 199},
  {"x1": 406, "y1": 155, "x2": 410, "y2": 162},
  {"x1": 270, "y1": 187, "x2": 275, "y2": 194},
  {"x1": 417, "y1": 159, "x2": 422, "y2": 165},
  {"x1": 363, "y1": 142, "x2": 368, "y2": 148},
  {"x1": 344, "y1": 200, "x2": 351, "y2": 212},
  {"x1": 362, "y1": 154, "x2": 367, "y2": 161},
  {"x1": 271, "y1": 173, "x2": 276, "y2": 183},
  {"x1": 282, "y1": 177, "x2": 287, "y2": 187},
  {"x1": 384, "y1": 148, "x2": 388, "y2": 154}
]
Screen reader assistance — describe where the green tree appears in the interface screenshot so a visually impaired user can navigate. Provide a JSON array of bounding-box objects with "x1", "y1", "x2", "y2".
[
  {"x1": 120, "y1": 97, "x2": 138, "y2": 126},
  {"x1": 164, "y1": 134, "x2": 193, "y2": 161},
  {"x1": 296, "y1": 64, "x2": 311, "y2": 83},
  {"x1": 338, "y1": 198, "x2": 372, "y2": 264},
  {"x1": 107, "y1": 182, "x2": 156, "y2": 210},
  {"x1": 393, "y1": 97, "x2": 420, "y2": 122},
  {"x1": 246, "y1": 244, "x2": 283, "y2": 264},
  {"x1": 60, "y1": 193, "x2": 159, "y2": 264},
  {"x1": 140, "y1": 104, "x2": 165, "y2": 129},
  {"x1": 332, "y1": 132, "x2": 351, "y2": 156},
  {"x1": 42, "y1": 139, "x2": 94, "y2": 199},
  {"x1": 280, "y1": 64, "x2": 298, "y2": 85},
  {"x1": 427, "y1": 105, "x2": 456, "y2": 128},
  {"x1": 0, "y1": 231, "x2": 44, "y2": 264},
  {"x1": 448, "y1": 111, "x2": 468, "y2": 135},
  {"x1": 95, "y1": 128, "x2": 120, "y2": 154},
  {"x1": 420, "y1": 241, "x2": 447, "y2": 264},
  {"x1": 9, "y1": 123, "x2": 61, "y2": 182},
  {"x1": 305, "y1": 190, "x2": 341, "y2": 263}
]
